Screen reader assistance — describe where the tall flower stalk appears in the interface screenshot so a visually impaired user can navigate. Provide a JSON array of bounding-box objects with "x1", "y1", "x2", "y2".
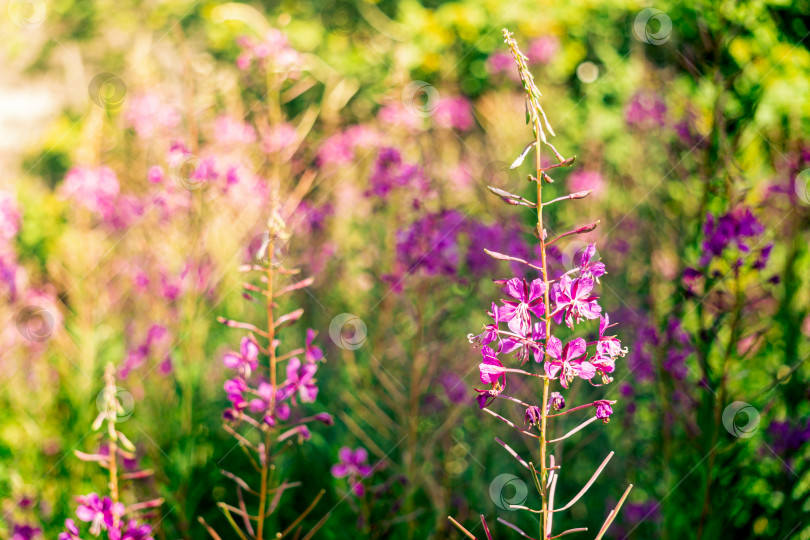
[
  {"x1": 59, "y1": 363, "x2": 163, "y2": 540},
  {"x1": 451, "y1": 30, "x2": 632, "y2": 539},
  {"x1": 201, "y1": 199, "x2": 332, "y2": 540}
]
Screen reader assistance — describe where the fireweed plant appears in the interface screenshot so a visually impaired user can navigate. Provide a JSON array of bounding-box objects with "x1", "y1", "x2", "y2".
[
  {"x1": 199, "y1": 202, "x2": 332, "y2": 540},
  {"x1": 449, "y1": 31, "x2": 632, "y2": 539},
  {"x1": 59, "y1": 364, "x2": 163, "y2": 540}
]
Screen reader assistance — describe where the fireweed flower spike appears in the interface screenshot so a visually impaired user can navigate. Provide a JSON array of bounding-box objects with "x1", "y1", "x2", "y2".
[
  {"x1": 204, "y1": 201, "x2": 331, "y2": 540},
  {"x1": 58, "y1": 363, "x2": 162, "y2": 540},
  {"x1": 449, "y1": 30, "x2": 632, "y2": 540}
]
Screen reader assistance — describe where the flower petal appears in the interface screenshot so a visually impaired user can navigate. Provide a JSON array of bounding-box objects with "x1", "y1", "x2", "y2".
[
  {"x1": 546, "y1": 335, "x2": 562, "y2": 359},
  {"x1": 504, "y1": 278, "x2": 525, "y2": 301}
]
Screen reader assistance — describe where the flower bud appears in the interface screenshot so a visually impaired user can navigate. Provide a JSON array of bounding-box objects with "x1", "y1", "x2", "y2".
[{"x1": 525, "y1": 405, "x2": 542, "y2": 428}]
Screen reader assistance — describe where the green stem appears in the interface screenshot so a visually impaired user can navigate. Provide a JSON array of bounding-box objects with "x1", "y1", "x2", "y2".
[
  {"x1": 535, "y1": 120, "x2": 552, "y2": 540},
  {"x1": 257, "y1": 238, "x2": 276, "y2": 540}
]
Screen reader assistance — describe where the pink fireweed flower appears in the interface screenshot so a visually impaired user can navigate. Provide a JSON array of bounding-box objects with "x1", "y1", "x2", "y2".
[
  {"x1": 578, "y1": 244, "x2": 606, "y2": 278},
  {"x1": 214, "y1": 115, "x2": 257, "y2": 147},
  {"x1": 544, "y1": 336, "x2": 596, "y2": 388},
  {"x1": 568, "y1": 170, "x2": 605, "y2": 199},
  {"x1": 12, "y1": 523, "x2": 41, "y2": 540},
  {"x1": 58, "y1": 519, "x2": 81, "y2": 540},
  {"x1": 377, "y1": 102, "x2": 423, "y2": 130},
  {"x1": 0, "y1": 190, "x2": 21, "y2": 244},
  {"x1": 551, "y1": 274, "x2": 601, "y2": 328},
  {"x1": 498, "y1": 277, "x2": 546, "y2": 334},
  {"x1": 487, "y1": 51, "x2": 519, "y2": 80},
  {"x1": 305, "y1": 329, "x2": 324, "y2": 363},
  {"x1": 593, "y1": 400, "x2": 614, "y2": 423},
  {"x1": 316, "y1": 128, "x2": 374, "y2": 166},
  {"x1": 278, "y1": 357, "x2": 318, "y2": 403},
  {"x1": 123, "y1": 93, "x2": 180, "y2": 138},
  {"x1": 548, "y1": 391, "x2": 565, "y2": 412},
  {"x1": 75, "y1": 494, "x2": 124, "y2": 536},
  {"x1": 236, "y1": 29, "x2": 301, "y2": 72},
  {"x1": 119, "y1": 520, "x2": 155, "y2": 540},
  {"x1": 249, "y1": 382, "x2": 291, "y2": 426},
  {"x1": 598, "y1": 314, "x2": 626, "y2": 357},
  {"x1": 223, "y1": 337, "x2": 260, "y2": 377},
  {"x1": 478, "y1": 347, "x2": 506, "y2": 385},
  {"x1": 527, "y1": 35, "x2": 560, "y2": 64},
  {"x1": 434, "y1": 96, "x2": 475, "y2": 131},
  {"x1": 224, "y1": 377, "x2": 249, "y2": 411},
  {"x1": 525, "y1": 405, "x2": 542, "y2": 428},
  {"x1": 263, "y1": 123, "x2": 297, "y2": 154},
  {"x1": 590, "y1": 314, "x2": 627, "y2": 384},
  {"x1": 499, "y1": 320, "x2": 545, "y2": 364},
  {"x1": 59, "y1": 166, "x2": 120, "y2": 220},
  {"x1": 331, "y1": 446, "x2": 373, "y2": 496},
  {"x1": 468, "y1": 302, "x2": 503, "y2": 347},
  {"x1": 475, "y1": 387, "x2": 501, "y2": 409}
]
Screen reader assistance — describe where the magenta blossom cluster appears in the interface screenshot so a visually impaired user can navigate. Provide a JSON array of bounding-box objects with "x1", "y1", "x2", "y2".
[
  {"x1": 698, "y1": 206, "x2": 768, "y2": 267},
  {"x1": 10, "y1": 524, "x2": 40, "y2": 540},
  {"x1": 434, "y1": 96, "x2": 475, "y2": 131},
  {"x1": 222, "y1": 329, "x2": 330, "y2": 434},
  {"x1": 767, "y1": 418, "x2": 810, "y2": 457},
  {"x1": 59, "y1": 167, "x2": 144, "y2": 230},
  {"x1": 59, "y1": 494, "x2": 153, "y2": 540},
  {"x1": 471, "y1": 243, "x2": 626, "y2": 418},
  {"x1": 624, "y1": 91, "x2": 667, "y2": 129},
  {"x1": 388, "y1": 212, "x2": 549, "y2": 291},
  {"x1": 235, "y1": 29, "x2": 301, "y2": 72},
  {"x1": 317, "y1": 125, "x2": 379, "y2": 166},
  {"x1": 366, "y1": 147, "x2": 427, "y2": 200},
  {"x1": 123, "y1": 93, "x2": 180, "y2": 139}
]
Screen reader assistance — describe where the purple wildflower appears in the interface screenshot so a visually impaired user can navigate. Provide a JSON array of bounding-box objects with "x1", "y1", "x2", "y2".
[
  {"x1": 591, "y1": 314, "x2": 627, "y2": 383},
  {"x1": 58, "y1": 519, "x2": 81, "y2": 540},
  {"x1": 331, "y1": 447, "x2": 373, "y2": 496},
  {"x1": 479, "y1": 347, "x2": 507, "y2": 386},
  {"x1": 468, "y1": 302, "x2": 503, "y2": 347},
  {"x1": 394, "y1": 210, "x2": 465, "y2": 278},
  {"x1": 223, "y1": 337, "x2": 260, "y2": 376},
  {"x1": 700, "y1": 207, "x2": 764, "y2": 265},
  {"x1": 568, "y1": 171, "x2": 605, "y2": 199},
  {"x1": 224, "y1": 377, "x2": 249, "y2": 411},
  {"x1": 551, "y1": 275, "x2": 601, "y2": 327},
  {"x1": 123, "y1": 93, "x2": 180, "y2": 138},
  {"x1": 120, "y1": 520, "x2": 155, "y2": 540},
  {"x1": 525, "y1": 405, "x2": 542, "y2": 428},
  {"x1": 59, "y1": 166, "x2": 120, "y2": 221},
  {"x1": 498, "y1": 277, "x2": 546, "y2": 334},
  {"x1": 625, "y1": 92, "x2": 667, "y2": 128},
  {"x1": 499, "y1": 321, "x2": 545, "y2": 364},
  {"x1": 366, "y1": 147, "x2": 425, "y2": 198},
  {"x1": 578, "y1": 244, "x2": 606, "y2": 278},
  {"x1": 305, "y1": 329, "x2": 324, "y2": 363},
  {"x1": 278, "y1": 358, "x2": 318, "y2": 403},
  {"x1": 434, "y1": 96, "x2": 475, "y2": 131},
  {"x1": 11, "y1": 524, "x2": 41, "y2": 540},
  {"x1": 549, "y1": 392, "x2": 565, "y2": 412},
  {"x1": 544, "y1": 336, "x2": 596, "y2": 388},
  {"x1": 527, "y1": 36, "x2": 560, "y2": 64},
  {"x1": 438, "y1": 372, "x2": 469, "y2": 404},
  {"x1": 593, "y1": 400, "x2": 614, "y2": 423},
  {"x1": 248, "y1": 382, "x2": 291, "y2": 426},
  {"x1": 75, "y1": 494, "x2": 124, "y2": 536},
  {"x1": 767, "y1": 418, "x2": 810, "y2": 456}
]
